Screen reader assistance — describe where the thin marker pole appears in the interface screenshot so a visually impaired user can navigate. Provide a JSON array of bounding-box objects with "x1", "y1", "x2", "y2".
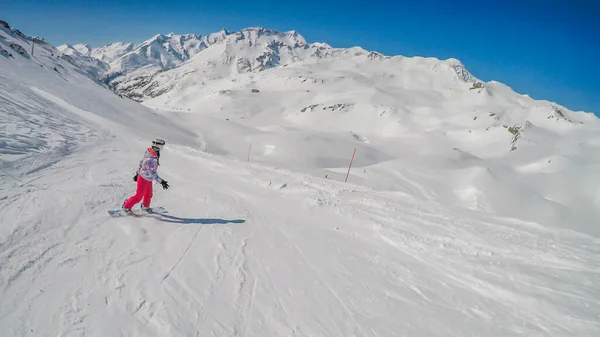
[{"x1": 345, "y1": 148, "x2": 356, "y2": 183}]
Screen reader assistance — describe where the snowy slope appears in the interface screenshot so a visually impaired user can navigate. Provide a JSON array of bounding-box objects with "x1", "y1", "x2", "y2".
[
  {"x1": 2, "y1": 19, "x2": 600, "y2": 337},
  {"x1": 2, "y1": 141, "x2": 599, "y2": 337}
]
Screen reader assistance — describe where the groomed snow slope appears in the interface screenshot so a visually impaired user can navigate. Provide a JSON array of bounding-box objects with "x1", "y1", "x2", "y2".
[
  {"x1": 2, "y1": 21, "x2": 600, "y2": 336},
  {"x1": 3, "y1": 139, "x2": 600, "y2": 337}
]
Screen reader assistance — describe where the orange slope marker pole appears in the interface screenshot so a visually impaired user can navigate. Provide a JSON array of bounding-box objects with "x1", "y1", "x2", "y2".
[{"x1": 345, "y1": 148, "x2": 356, "y2": 183}]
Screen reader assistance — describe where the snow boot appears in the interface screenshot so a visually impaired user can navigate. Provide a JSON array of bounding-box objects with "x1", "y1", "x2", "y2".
[
  {"x1": 141, "y1": 205, "x2": 153, "y2": 213},
  {"x1": 122, "y1": 201, "x2": 133, "y2": 215}
]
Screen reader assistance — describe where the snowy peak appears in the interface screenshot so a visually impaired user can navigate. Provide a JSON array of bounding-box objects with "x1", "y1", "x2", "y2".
[
  {"x1": 106, "y1": 31, "x2": 229, "y2": 75},
  {"x1": 59, "y1": 26, "x2": 393, "y2": 100},
  {"x1": 57, "y1": 44, "x2": 75, "y2": 54},
  {"x1": 59, "y1": 41, "x2": 133, "y2": 65},
  {"x1": 227, "y1": 27, "x2": 308, "y2": 47},
  {"x1": 55, "y1": 43, "x2": 109, "y2": 78},
  {"x1": 57, "y1": 44, "x2": 90, "y2": 57},
  {"x1": 208, "y1": 28, "x2": 229, "y2": 44},
  {"x1": 444, "y1": 57, "x2": 478, "y2": 83},
  {"x1": 137, "y1": 31, "x2": 228, "y2": 60},
  {"x1": 311, "y1": 42, "x2": 332, "y2": 49},
  {"x1": 109, "y1": 26, "x2": 311, "y2": 76},
  {"x1": 47, "y1": 25, "x2": 543, "y2": 125},
  {"x1": 73, "y1": 43, "x2": 92, "y2": 56},
  {"x1": 91, "y1": 42, "x2": 134, "y2": 63},
  {"x1": 116, "y1": 26, "x2": 491, "y2": 101},
  {"x1": 150, "y1": 33, "x2": 212, "y2": 61}
]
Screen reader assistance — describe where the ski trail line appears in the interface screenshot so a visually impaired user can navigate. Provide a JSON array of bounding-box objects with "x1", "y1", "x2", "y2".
[
  {"x1": 161, "y1": 191, "x2": 209, "y2": 283},
  {"x1": 161, "y1": 226, "x2": 203, "y2": 283}
]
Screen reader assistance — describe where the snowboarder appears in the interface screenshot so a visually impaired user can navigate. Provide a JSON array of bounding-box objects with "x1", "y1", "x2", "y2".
[{"x1": 122, "y1": 139, "x2": 170, "y2": 214}]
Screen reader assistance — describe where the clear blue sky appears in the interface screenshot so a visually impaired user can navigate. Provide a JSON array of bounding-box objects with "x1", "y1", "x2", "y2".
[{"x1": 3, "y1": 0, "x2": 599, "y2": 115}]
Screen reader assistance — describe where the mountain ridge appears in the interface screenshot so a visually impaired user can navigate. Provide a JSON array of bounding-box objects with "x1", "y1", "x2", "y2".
[
  {"x1": 4, "y1": 18, "x2": 595, "y2": 123},
  {"x1": 58, "y1": 26, "x2": 486, "y2": 102},
  {"x1": 55, "y1": 24, "x2": 597, "y2": 119}
]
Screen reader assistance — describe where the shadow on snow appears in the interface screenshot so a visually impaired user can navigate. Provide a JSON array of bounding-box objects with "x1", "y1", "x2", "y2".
[{"x1": 157, "y1": 213, "x2": 246, "y2": 225}]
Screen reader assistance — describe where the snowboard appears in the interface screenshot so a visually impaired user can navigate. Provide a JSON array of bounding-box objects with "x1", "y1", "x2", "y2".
[{"x1": 108, "y1": 206, "x2": 167, "y2": 217}]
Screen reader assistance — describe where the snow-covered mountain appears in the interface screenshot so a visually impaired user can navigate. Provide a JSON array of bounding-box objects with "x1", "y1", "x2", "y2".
[
  {"x1": 71, "y1": 43, "x2": 92, "y2": 56},
  {"x1": 2, "y1": 19, "x2": 600, "y2": 336},
  {"x1": 56, "y1": 44, "x2": 110, "y2": 78},
  {"x1": 63, "y1": 27, "x2": 385, "y2": 100},
  {"x1": 93, "y1": 31, "x2": 230, "y2": 98},
  {"x1": 58, "y1": 42, "x2": 134, "y2": 63},
  {"x1": 90, "y1": 41, "x2": 134, "y2": 63},
  {"x1": 126, "y1": 27, "x2": 391, "y2": 100}
]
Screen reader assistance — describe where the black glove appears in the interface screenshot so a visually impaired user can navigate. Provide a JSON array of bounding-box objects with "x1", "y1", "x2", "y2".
[
  {"x1": 161, "y1": 179, "x2": 169, "y2": 190},
  {"x1": 133, "y1": 173, "x2": 138, "y2": 182}
]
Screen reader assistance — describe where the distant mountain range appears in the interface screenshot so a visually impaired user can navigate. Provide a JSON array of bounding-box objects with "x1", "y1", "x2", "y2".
[{"x1": 57, "y1": 27, "x2": 469, "y2": 101}]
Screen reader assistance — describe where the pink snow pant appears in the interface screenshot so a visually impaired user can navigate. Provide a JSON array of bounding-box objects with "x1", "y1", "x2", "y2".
[{"x1": 123, "y1": 176, "x2": 153, "y2": 209}]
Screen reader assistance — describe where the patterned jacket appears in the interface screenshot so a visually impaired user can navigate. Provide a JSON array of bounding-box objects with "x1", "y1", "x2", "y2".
[{"x1": 137, "y1": 147, "x2": 162, "y2": 183}]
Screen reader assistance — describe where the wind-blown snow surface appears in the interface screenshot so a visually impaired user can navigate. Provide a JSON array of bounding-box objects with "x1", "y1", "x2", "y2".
[{"x1": 2, "y1": 20, "x2": 600, "y2": 336}]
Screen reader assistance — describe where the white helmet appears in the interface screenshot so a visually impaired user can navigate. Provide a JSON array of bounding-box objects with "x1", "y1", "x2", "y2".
[{"x1": 152, "y1": 138, "x2": 165, "y2": 152}]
